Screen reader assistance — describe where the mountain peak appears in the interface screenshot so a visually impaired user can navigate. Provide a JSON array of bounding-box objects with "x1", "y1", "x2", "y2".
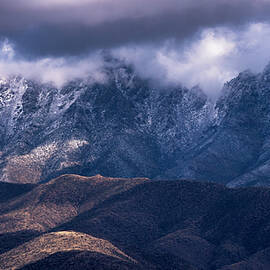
[{"x1": 2, "y1": 62, "x2": 270, "y2": 187}]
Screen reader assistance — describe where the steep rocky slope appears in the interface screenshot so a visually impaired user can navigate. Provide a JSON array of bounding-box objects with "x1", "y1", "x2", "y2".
[
  {"x1": 0, "y1": 175, "x2": 270, "y2": 269},
  {"x1": 1, "y1": 59, "x2": 270, "y2": 186},
  {"x1": 0, "y1": 58, "x2": 214, "y2": 184},
  {"x1": 175, "y1": 65, "x2": 270, "y2": 187}
]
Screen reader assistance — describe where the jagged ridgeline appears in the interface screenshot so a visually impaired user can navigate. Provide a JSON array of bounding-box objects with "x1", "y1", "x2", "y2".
[{"x1": 1, "y1": 58, "x2": 270, "y2": 187}]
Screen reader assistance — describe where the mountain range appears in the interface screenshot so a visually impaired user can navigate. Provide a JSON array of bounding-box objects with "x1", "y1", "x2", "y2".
[
  {"x1": 1, "y1": 58, "x2": 270, "y2": 269},
  {"x1": 1, "y1": 59, "x2": 270, "y2": 187}
]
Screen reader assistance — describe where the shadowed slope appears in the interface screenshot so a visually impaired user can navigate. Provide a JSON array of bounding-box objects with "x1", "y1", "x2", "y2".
[
  {"x1": 20, "y1": 251, "x2": 141, "y2": 270},
  {"x1": 219, "y1": 248, "x2": 270, "y2": 270},
  {"x1": 0, "y1": 182, "x2": 35, "y2": 203},
  {"x1": 56, "y1": 180, "x2": 270, "y2": 270},
  {"x1": 58, "y1": 180, "x2": 226, "y2": 247},
  {"x1": 0, "y1": 174, "x2": 147, "y2": 234}
]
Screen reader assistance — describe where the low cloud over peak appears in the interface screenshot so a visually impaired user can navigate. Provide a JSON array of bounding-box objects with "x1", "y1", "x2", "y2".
[{"x1": 1, "y1": 1, "x2": 270, "y2": 97}]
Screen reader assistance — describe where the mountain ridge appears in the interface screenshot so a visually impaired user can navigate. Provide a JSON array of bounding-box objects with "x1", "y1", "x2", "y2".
[{"x1": 1, "y1": 60, "x2": 270, "y2": 186}]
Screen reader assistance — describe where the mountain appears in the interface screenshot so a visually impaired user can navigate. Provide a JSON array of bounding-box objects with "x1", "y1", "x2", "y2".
[
  {"x1": 171, "y1": 67, "x2": 270, "y2": 187},
  {"x1": 1, "y1": 174, "x2": 270, "y2": 269},
  {"x1": 1, "y1": 58, "x2": 270, "y2": 187},
  {"x1": 0, "y1": 59, "x2": 215, "y2": 184}
]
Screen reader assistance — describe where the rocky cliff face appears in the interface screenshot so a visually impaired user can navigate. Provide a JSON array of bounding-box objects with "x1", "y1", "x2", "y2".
[
  {"x1": 174, "y1": 65, "x2": 270, "y2": 187},
  {"x1": 1, "y1": 59, "x2": 270, "y2": 186}
]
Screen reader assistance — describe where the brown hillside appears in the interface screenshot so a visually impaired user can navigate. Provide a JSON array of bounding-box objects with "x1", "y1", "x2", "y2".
[
  {"x1": 0, "y1": 175, "x2": 270, "y2": 269},
  {"x1": 0, "y1": 174, "x2": 147, "y2": 234},
  {"x1": 0, "y1": 231, "x2": 140, "y2": 270}
]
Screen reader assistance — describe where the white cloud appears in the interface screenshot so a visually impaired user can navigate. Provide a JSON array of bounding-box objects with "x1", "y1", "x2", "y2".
[
  {"x1": 1, "y1": 22, "x2": 270, "y2": 96},
  {"x1": 155, "y1": 30, "x2": 237, "y2": 96},
  {"x1": 0, "y1": 41, "x2": 106, "y2": 88},
  {"x1": 113, "y1": 23, "x2": 270, "y2": 98}
]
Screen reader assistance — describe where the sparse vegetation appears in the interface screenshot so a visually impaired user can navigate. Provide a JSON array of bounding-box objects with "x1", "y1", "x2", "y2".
[{"x1": 0, "y1": 175, "x2": 270, "y2": 269}]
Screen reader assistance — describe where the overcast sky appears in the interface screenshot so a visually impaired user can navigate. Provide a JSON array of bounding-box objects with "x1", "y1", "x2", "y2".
[{"x1": 1, "y1": 0, "x2": 270, "y2": 97}]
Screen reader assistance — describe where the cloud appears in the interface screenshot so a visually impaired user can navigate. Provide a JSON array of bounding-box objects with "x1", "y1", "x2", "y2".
[
  {"x1": 112, "y1": 23, "x2": 270, "y2": 98},
  {"x1": 0, "y1": 40, "x2": 106, "y2": 88},
  {"x1": 0, "y1": 39, "x2": 15, "y2": 60},
  {"x1": 1, "y1": 22, "x2": 270, "y2": 97},
  {"x1": 1, "y1": 0, "x2": 270, "y2": 57}
]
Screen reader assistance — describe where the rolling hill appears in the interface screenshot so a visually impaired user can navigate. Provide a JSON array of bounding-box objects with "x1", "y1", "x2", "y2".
[{"x1": 0, "y1": 174, "x2": 270, "y2": 269}]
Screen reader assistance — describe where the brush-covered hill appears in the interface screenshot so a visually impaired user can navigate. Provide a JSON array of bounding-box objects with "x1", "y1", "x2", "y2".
[
  {"x1": 0, "y1": 231, "x2": 140, "y2": 270},
  {"x1": 0, "y1": 174, "x2": 270, "y2": 269}
]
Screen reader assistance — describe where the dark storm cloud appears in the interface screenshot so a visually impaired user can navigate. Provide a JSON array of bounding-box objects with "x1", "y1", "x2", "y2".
[{"x1": 1, "y1": 0, "x2": 270, "y2": 57}]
